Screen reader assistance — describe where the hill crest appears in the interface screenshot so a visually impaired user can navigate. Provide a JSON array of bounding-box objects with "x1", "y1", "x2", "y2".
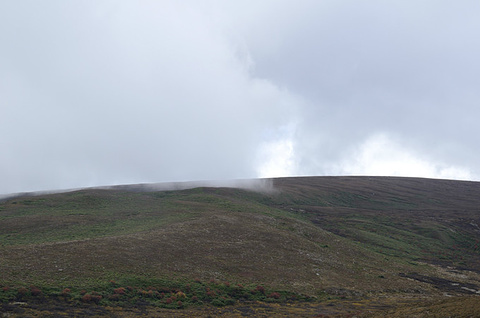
[{"x1": 1, "y1": 176, "x2": 480, "y2": 316}]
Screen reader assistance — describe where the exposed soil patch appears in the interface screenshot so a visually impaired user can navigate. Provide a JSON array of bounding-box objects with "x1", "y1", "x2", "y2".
[{"x1": 399, "y1": 272, "x2": 480, "y2": 294}]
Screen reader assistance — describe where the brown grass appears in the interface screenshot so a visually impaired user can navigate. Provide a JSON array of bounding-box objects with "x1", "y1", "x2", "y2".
[{"x1": 2, "y1": 176, "x2": 480, "y2": 316}]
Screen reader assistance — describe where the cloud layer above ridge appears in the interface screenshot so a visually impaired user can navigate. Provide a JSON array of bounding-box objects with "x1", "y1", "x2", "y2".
[{"x1": 1, "y1": 1, "x2": 479, "y2": 193}]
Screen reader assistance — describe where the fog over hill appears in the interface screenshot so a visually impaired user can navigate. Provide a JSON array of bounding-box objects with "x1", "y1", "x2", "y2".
[{"x1": 0, "y1": 178, "x2": 276, "y2": 201}]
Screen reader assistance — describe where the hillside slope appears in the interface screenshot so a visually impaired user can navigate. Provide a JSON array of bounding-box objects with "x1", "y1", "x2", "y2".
[
  {"x1": 1, "y1": 176, "x2": 480, "y2": 316},
  {"x1": 273, "y1": 176, "x2": 480, "y2": 271}
]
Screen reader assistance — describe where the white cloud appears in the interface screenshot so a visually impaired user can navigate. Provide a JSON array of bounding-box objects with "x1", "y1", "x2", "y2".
[
  {"x1": 256, "y1": 123, "x2": 298, "y2": 178},
  {"x1": 256, "y1": 138, "x2": 296, "y2": 178},
  {"x1": 1, "y1": 1, "x2": 480, "y2": 193},
  {"x1": 336, "y1": 133, "x2": 473, "y2": 180},
  {"x1": 0, "y1": 1, "x2": 302, "y2": 194}
]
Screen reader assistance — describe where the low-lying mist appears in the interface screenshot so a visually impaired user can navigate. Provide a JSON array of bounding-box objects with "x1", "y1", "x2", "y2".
[
  {"x1": 0, "y1": 178, "x2": 277, "y2": 202},
  {"x1": 99, "y1": 178, "x2": 277, "y2": 194}
]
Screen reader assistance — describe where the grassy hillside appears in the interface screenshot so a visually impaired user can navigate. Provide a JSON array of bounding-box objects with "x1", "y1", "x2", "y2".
[
  {"x1": 1, "y1": 176, "x2": 480, "y2": 316},
  {"x1": 273, "y1": 177, "x2": 480, "y2": 270}
]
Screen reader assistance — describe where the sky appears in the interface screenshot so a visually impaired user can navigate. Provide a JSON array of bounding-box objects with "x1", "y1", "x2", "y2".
[{"x1": 1, "y1": 0, "x2": 479, "y2": 194}]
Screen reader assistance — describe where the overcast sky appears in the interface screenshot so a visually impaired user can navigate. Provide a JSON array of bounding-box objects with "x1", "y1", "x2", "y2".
[{"x1": 1, "y1": 0, "x2": 479, "y2": 194}]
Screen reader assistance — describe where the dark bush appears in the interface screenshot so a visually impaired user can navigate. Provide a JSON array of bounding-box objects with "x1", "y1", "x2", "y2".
[
  {"x1": 81, "y1": 294, "x2": 92, "y2": 302},
  {"x1": 17, "y1": 288, "x2": 28, "y2": 296},
  {"x1": 114, "y1": 287, "x2": 126, "y2": 295},
  {"x1": 268, "y1": 292, "x2": 281, "y2": 299},
  {"x1": 30, "y1": 286, "x2": 41, "y2": 296},
  {"x1": 255, "y1": 285, "x2": 265, "y2": 295}
]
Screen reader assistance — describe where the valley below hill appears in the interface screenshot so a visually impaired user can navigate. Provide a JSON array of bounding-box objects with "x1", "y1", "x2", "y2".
[{"x1": 1, "y1": 176, "x2": 480, "y2": 317}]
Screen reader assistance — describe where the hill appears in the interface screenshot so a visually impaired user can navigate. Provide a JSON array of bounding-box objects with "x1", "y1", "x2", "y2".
[{"x1": 1, "y1": 176, "x2": 480, "y2": 317}]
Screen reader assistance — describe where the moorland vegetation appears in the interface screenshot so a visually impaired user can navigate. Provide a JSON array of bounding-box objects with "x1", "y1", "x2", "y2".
[{"x1": 1, "y1": 176, "x2": 480, "y2": 317}]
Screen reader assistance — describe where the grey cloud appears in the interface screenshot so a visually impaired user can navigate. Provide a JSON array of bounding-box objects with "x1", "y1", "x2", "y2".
[
  {"x1": 1, "y1": 1, "x2": 479, "y2": 194},
  {"x1": 233, "y1": 0, "x2": 480, "y2": 176},
  {"x1": 0, "y1": 1, "x2": 296, "y2": 194}
]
